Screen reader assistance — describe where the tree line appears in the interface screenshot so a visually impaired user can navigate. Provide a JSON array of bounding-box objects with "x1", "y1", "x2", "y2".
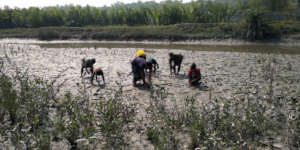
[{"x1": 0, "y1": 0, "x2": 299, "y2": 28}]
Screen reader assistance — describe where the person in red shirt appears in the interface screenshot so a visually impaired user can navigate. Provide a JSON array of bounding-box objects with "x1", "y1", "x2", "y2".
[
  {"x1": 91, "y1": 67, "x2": 105, "y2": 85},
  {"x1": 188, "y1": 63, "x2": 201, "y2": 86}
]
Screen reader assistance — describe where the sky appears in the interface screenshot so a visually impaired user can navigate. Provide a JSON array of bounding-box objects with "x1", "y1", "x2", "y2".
[{"x1": 0, "y1": 0, "x2": 193, "y2": 8}]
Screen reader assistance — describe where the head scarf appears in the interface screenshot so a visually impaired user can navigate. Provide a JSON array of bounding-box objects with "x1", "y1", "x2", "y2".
[
  {"x1": 191, "y1": 63, "x2": 196, "y2": 70},
  {"x1": 136, "y1": 49, "x2": 146, "y2": 58}
]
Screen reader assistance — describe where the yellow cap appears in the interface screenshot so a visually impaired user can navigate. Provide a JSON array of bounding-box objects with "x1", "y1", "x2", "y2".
[{"x1": 136, "y1": 49, "x2": 146, "y2": 57}]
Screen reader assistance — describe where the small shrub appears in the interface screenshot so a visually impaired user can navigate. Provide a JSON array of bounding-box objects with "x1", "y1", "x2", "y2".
[
  {"x1": 59, "y1": 32, "x2": 72, "y2": 40},
  {"x1": 38, "y1": 30, "x2": 60, "y2": 40},
  {"x1": 54, "y1": 92, "x2": 95, "y2": 149},
  {"x1": 96, "y1": 87, "x2": 136, "y2": 149},
  {"x1": 245, "y1": 9, "x2": 268, "y2": 40},
  {"x1": 91, "y1": 31, "x2": 120, "y2": 40},
  {"x1": 0, "y1": 74, "x2": 18, "y2": 125}
]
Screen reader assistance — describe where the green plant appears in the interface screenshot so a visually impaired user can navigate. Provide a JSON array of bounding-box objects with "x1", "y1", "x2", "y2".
[
  {"x1": 0, "y1": 74, "x2": 18, "y2": 125},
  {"x1": 244, "y1": 8, "x2": 268, "y2": 40},
  {"x1": 96, "y1": 86, "x2": 136, "y2": 149},
  {"x1": 54, "y1": 91, "x2": 95, "y2": 149},
  {"x1": 38, "y1": 30, "x2": 60, "y2": 40}
]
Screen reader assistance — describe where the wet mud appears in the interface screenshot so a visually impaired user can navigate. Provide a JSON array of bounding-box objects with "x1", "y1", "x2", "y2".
[{"x1": 1, "y1": 39, "x2": 300, "y2": 149}]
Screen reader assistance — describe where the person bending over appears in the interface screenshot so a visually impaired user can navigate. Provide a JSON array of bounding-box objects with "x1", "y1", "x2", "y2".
[
  {"x1": 132, "y1": 50, "x2": 151, "y2": 87},
  {"x1": 145, "y1": 58, "x2": 159, "y2": 73},
  {"x1": 188, "y1": 63, "x2": 201, "y2": 86},
  {"x1": 91, "y1": 67, "x2": 105, "y2": 85}
]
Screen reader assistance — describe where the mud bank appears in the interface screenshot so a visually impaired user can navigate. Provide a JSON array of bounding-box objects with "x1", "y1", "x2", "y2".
[
  {"x1": 2, "y1": 38, "x2": 300, "y2": 46},
  {"x1": 1, "y1": 39, "x2": 300, "y2": 149}
]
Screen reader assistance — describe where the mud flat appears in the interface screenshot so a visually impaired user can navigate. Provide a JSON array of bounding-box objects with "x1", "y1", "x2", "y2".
[{"x1": 1, "y1": 39, "x2": 300, "y2": 149}]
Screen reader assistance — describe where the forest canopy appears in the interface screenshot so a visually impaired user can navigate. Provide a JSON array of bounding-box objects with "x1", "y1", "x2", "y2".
[{"x1": 0, "y1": 0, "x2": 299, "y2": 28}]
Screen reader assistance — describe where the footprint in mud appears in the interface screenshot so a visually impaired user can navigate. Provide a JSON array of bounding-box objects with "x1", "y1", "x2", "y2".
[
  {"x1": 175, "y1": 74, "x2": 188, "y2": 80},
  {"x1": 148, "y1": 70, "x2": 161, "y2": 77},
  {"x1": 190, "y1": 82, "x2": 209, "y2": 91},
  {"x1": 93, "y1": 89, "x2": 102, "y2": 95},
  {"x1": 133, "y1": 83, "x2": 153, "y2": 91},
  {"x1": 95, "y1": 83, "x2": 106, "y2": 88}
]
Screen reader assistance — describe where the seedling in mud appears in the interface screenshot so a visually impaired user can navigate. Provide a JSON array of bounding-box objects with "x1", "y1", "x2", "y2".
[
  {"x1": 55, "y1": 92, "x2": 96, "y2": 149},
  {"x1": 1, "y1": 41, "x2": 300, "y2": 150},
  {"x1": 96, "y1": 87, "x2": 136, "y2": 149}
]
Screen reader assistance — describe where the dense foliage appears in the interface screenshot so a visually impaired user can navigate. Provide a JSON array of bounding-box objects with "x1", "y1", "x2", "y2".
[{"x1": 0, "y1": 0, "x2": 299, "y2": 28}]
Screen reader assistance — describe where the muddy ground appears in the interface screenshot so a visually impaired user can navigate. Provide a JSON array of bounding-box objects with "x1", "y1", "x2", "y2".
[{"x1": 1, "y1": 39, "x2": 300, "y2": 149}]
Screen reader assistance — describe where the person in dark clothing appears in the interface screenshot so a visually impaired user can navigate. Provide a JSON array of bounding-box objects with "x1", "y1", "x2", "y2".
[
  {"x1": 81, "y1": 58, "x2": 96, "y2": 77},
  {"x1": 188, "y1": 63, "x2": 201, "y2": 86},
  {"x1": 91, "y1": 67, "x2": 105, "y2": 85},
  {"x1": 132, "y1": 50, "x2": 151, "y2": 87},
  {"x1": 169, "y1": 53, "x2": 183, "y2": 75},
  {"x1": 145, "y1": 58, "x2": 159, "y2": 73}
]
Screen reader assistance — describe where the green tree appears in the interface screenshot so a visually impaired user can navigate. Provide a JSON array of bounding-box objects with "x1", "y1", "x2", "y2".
[
  {"x1": 65, "y1": 6, "x2": 82, "y2": 26},
  {"x1": 0, "y1": 0, "x2": 298, "y2": 28},
  {"x1": 264, "y1": 0, "x2": 289, "y2": 11},
  {"x1": 0, "y1": 7, "x2": 14, "y2": 28},
  {"x1": 27, "y1": 7, "x2": 43, "y2": 27}
]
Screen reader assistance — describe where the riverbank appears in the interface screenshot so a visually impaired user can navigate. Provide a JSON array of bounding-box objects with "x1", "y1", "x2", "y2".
[
  {"x1": 1, "y1": 39, "x2": 300, "y2": 149},
  {"x1": 1, "y1": 38, "x2": 300, "y2": 55},
  {"x1": 1, "y1": 23, "x2": 300, "y2": 42}
]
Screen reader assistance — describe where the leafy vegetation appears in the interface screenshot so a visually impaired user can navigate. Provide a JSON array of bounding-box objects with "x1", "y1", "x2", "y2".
[
  {"x1": 96, "y1": 86, "x2": 136, "y2": 149},
  {"x1": 143, "y1": 70, "x2": 300, "y2": 150},
  {"x1": 0, "y1": 0, "x2": 300, "y2": 40},
  {"x1": 0, "y1": 22, "x2": 299, "y2": 41},
  {"x1": 0, "y1": 57, "x2": 136, "y2": 149},
  {"x1": 0, "y1": 24, "x2": 233, "y2": 41},
  {"x1": 1, "y1": 47, "x2": 300, "y2": 149}
]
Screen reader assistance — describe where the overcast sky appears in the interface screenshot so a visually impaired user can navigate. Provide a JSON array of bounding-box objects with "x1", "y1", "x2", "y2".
[{"x1": 0, "y1": 0, "x2": 193, "y2": 8}]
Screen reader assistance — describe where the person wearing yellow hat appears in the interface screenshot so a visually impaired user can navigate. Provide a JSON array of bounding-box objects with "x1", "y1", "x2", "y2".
[
  {"x1": 136, "y1": 49, "x2": 146, "y2": 58},
  {"x1": 131, "y1": 49, "x2": 150, "y2": 87}
]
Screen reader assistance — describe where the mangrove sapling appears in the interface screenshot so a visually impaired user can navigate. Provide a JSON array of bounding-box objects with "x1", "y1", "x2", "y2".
[
  {"x1": 54, "y1": 91, "x2": 96, "y2": 150},
  {"x1": 0, "y1": 74, "x2": 18, "y2": 125},
  {"x1": 0, "y1": 66, "x2": 58, "y2": 149},
  {"x1": 146, "y1": 88, "x2": 185, "y2": 150},
  {"x1": 282, "y1": 96, "x2": 300, "y2": 149},
  {"x1": 16, "y1": 73, "x2": 54, "y2": 149},
  {"x1": 178, "y1": 87, "x2": 277, "y2": 149},
  {"x1": 96, "y1": 86, "x2": 136, "y2": 149},
  {"x1": 146, "y1": 125, "x2": 181, "y2": 150}
]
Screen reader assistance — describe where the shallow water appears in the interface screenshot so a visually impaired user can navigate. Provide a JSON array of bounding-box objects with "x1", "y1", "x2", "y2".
[{"x1": 38, "y1": 41, "x2": 300, "y2": 55}]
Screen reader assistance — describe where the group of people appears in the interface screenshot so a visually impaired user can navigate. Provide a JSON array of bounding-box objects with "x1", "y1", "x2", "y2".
[
  {"x1": 131, "y1": 49, "x2": 201, "y2": 87},
  {"x1": 81, "y1": 49, "x2": 202, "y2": 87}
]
